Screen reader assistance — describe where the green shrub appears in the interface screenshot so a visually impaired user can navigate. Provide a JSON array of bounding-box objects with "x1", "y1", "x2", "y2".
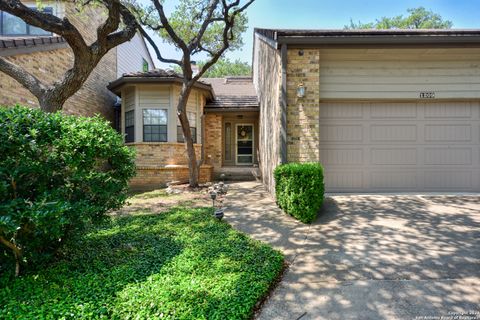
[
  {"x1": 273, "y1": 162, "x2": 324, "y2": 223},
  {"x1": 0, "y1": 106, "x2": 136, "y2": 275}
]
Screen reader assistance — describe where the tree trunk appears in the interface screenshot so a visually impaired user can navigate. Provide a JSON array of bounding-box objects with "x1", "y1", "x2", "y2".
[
  {"x1": 178, "y1": 83, "x2": 199, "y2": 187},
  {"x1": 39, "y1": 96, "x2": 63, "y2": 113},
  {"x1": 0, "y1": 236, "x2": 23, "y2": 277}
]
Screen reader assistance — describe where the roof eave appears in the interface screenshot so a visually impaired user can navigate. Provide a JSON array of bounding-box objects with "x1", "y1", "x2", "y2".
[
  {"x1": 107, "y1": 77, "x2": 214, "y2": 99},
  {"x1": 204, "y1": 107, "x2": 259, "y2": 113},
  {"x1": 276, "y1": 34, "x2": 480, "y2": 47}
]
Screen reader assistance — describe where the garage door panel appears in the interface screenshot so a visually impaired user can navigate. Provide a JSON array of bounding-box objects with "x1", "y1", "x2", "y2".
[
  {"x1": 370, "y1": 171, "x2": 418, "y2": 190},
  {"x1": 424, "y1": 171, "x2": 473, "y2": 190},
  {"x1": 424, "y1": 148, "x2": 473, "y2": 165},
  {"x1": 370, "y1": 103, "x2": 417, "y2": 118},
  {"x1": 371, "y1": 148, "x2": 417, "y2": 165},
  {"x1": 425, "y1": 125, "x2": 471, "y2": 142},
  {"x1": 319, "y1": 148, "x2": 363, "y2": 165},
  {"x1": 424, "y1": 102, "x2": 473, "y2": 118},
  {"x1": 319, "y1": 102, "x2": 480, "y2": 192},
  {"x1": 320, "y1": 103, "x2": 364, "y2": 119},
  {"x1": 324, "y1": 171, "x2": 363, "y2": 190},
  {"x1": 370, "y1": 125, "x2": 417, "y2": 142},
  {"x1": 320, "y1": 125, "x2": 363, "y2": 142}
]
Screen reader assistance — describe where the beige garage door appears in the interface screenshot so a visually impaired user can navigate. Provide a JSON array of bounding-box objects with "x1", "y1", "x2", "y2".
[{"x1": 319, "y1": 102, "x2": 480, "y2": 192}]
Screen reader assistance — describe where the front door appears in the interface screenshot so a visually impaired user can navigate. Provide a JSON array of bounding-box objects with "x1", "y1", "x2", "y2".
[{"x1": 236, "y1": 124, "x2": 254, "y2": 165}]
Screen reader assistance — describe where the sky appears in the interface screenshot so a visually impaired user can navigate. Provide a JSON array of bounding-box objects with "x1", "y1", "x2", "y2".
[{"x1": 145, "y1": 0, "x2": 480, "y2": 68}]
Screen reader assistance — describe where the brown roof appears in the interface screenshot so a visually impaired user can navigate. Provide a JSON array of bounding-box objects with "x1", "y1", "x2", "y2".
[
  {"x1": 107, "y1": 69, "x2": 214, "y2": 98},
  {"x1": 0, "y1": 36, "x2": 67, "y2": 56},
  {"x1": 202, "y1": 77, "x2": 259, "y2": 110},
  {"x1": 0, "y1": 35, "x2": 65, "y2": 49}
]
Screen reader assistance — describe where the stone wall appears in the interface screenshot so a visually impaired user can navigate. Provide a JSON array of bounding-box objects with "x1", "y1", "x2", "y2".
[
  {"x1": 286, "y1": 49, "x2": 320, "y2": 163},
  {"x1": 254, "y1": 35, "x2": 282, "y2": 194},
  {"x1": 0, "y1": 2, "x2": 117, "y2": 122},
  {"x1": 204, "y1": 113, "x2": 223, "y2": 170}
]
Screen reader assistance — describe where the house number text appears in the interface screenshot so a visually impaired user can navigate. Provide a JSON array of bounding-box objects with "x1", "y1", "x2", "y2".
[{"x1": 419, "y1": 91, "x2": 435, "y2": 99}]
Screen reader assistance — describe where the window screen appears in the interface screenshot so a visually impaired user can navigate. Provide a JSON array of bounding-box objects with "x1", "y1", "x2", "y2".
[
  {"x1": 143, "y1": 109, "x2": 167, "y2": 142},
  {"x1": 125, "y1": 110, "x2": 135, "y2": 143},
  {"x1": 177, "y1": 112, "x2": 197, "y2": 143}
]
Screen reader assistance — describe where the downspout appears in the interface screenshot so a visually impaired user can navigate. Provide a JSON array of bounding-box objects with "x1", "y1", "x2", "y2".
[{"x1": 279, "y1": 43, "x2": 288, "y2": 164}]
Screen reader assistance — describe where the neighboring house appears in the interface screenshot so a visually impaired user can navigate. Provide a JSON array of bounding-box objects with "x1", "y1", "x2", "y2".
[
  {"x1": 107, "y1": 71, "x2": 259, "y2": 189},
  {"x1": 110, "y1": 28, "x2": 480, "y2": 193},
  {"x1": 254, "y1": 28, "x2": 480, "y2": 193},
  {"x1": 0, "y1": 1, "x2": 153, "y2": 122}
]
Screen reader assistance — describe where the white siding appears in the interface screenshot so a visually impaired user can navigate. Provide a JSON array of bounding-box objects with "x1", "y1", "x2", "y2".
[
  {"x1": 117, "y1": 33, "x2": 154, "y2": 77},
  {"x1": 319, "y1": 48, "x2": 480, "y2": 100}
]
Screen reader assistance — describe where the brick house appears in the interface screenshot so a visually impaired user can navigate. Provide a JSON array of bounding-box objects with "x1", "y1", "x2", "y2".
[
  {"x1": 107, "y1": 71, "x2": 259, "y2": 189},
  {"x1": 0, "y1": 1, "x2": 154, "y2": 122},
  {"x1": 111, "y1": 28, "x2": 480, "y2": 193}
]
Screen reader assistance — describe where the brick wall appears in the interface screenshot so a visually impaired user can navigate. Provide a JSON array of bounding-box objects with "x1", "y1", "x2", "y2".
[
  {"x1": 127, "y1": 142, "x2": 212, "y2": 189},
  {"x1": 130, "y1": 165, "x2": 213, "y2": 191},
  {"x1": 286, "y1": 49, "x2": 320, "y2": 163},
  {"x1": 204, "y1": 113, "x2": 223, "y2": 170},
  {"x1": 131, "y1": 143, "x2": 202, "y2": 166},
  {"x1": 0, "y1": 2, "x2": 117, "y2": 122}
]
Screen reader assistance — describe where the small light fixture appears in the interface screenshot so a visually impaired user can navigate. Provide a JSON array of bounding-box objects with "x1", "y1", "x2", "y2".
[
  {"x1": 210, "y1": 190, "x2": 217, "y2": 207},
  {"x1": 297, "y1": 83, "x2": 306, "y2": 98}
]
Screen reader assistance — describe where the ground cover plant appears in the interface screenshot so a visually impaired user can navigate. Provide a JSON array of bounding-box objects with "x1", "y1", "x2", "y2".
[{"x1": 0, "y1": 202, "x2": 284, "y2": 319}]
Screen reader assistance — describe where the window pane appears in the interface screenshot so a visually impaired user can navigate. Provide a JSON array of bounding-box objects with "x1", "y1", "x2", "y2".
[
  {"x1": 143, "y1": 125, "x2": 167, "y2": 142},
  {"x1": 177, "y1": 126, "x2": 196, "y2": 143},
  {"x1": 225, "y1": 123, "x2": 231, "y2": 161},
  {"x1": 143, "y1": 109, "x2": 167, "y2": 125},
  {"x1": 177, "y1": 126, "x2": 184, "y2": 143},
  {"x1": 187, "y1": 112, "x2": 196, "y2": 125},
  {"x1": 2, "y1": 12, "x2": 27, "y2": 35},
  {"x1": 191, "y1": 127, "x2": 197, "y2": 143},
  {"x1": 142, "y1": 58, "x2": 149, "y2": 72},
  {"x1": 29, "y1": 8, "x2": 52, "y2": 35},
  {"x1": 124, "y1": 110, "x2": 134, "y2": 143}
]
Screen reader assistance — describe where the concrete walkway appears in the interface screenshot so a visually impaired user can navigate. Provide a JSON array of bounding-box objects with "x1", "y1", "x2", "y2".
[{"x1": 224, "y1": 181, "x2": 480, "y2": 320}]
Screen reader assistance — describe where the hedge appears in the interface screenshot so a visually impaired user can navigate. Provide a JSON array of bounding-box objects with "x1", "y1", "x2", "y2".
[{"x1": 273, "y1": 162, "x2": 324, "y2": 223}]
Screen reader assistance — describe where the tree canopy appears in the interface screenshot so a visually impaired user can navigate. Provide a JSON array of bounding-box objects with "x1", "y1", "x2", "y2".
[
  {"x1": 172, "y1": 58, "x2": 251, "y2": 77},
  {"x1": 0, "y1": 0, "x2": 137, "y2": 112},
  {"x1": 131, "y1": 0, "x2": 255, "y2": 186},
  {"x1": 345, "y1": 7, "x2": 453, "y2": 30}
]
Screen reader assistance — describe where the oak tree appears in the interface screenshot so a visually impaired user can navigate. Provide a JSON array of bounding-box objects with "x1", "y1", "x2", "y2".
[
  {"x1": 132, "y1": 0, "x2": 255, "y2": 187},
  {"x1": 345, "y1": 7, "x2": 453, "y2": 30},
  {"x1": 0, "y1": 0, "x2": 138, "y2": 112}
]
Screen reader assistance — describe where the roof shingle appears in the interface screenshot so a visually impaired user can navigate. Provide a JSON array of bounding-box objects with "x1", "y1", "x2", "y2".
[{"x1": 202, "y1": 77, "x2": 259, "y2": 110}]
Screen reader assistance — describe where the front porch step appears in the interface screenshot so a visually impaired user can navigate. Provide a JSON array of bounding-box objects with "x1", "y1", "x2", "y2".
[{"x1": 215, "y1": 166, "x2": 261, "y2": 181}]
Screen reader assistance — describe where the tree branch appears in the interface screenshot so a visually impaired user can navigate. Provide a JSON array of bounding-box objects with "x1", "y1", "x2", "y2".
[
  {"x1": 138, "y1": 26, "x2": 182, "y2": 66},
  {"x1": 0, "y1": 58, "x2": 45, "y2": 99}
]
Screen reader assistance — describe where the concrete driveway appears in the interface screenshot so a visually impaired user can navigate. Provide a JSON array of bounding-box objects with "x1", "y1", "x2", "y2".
[{"x1": 224, "y1": 182, "x2": 480, "y2": 320}]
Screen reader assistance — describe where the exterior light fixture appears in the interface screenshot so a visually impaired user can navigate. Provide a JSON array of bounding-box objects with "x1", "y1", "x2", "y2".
[
  {"x1": 210, "y1": 190, "x2": 217, "y2": 207},
  {"x1": 297, "y1": 83, "x2": 306, "y2": 98}
]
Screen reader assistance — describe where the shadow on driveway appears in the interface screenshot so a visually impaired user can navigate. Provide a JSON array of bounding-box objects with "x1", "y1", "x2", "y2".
[{"x1": 225, "y1": 182, "x2": 480, "y2": 320}]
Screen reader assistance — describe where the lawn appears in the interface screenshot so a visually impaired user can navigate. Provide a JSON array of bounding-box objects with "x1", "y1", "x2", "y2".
[{"x1": 0, "y1": 190, "x2": 284, "y2": 319}]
